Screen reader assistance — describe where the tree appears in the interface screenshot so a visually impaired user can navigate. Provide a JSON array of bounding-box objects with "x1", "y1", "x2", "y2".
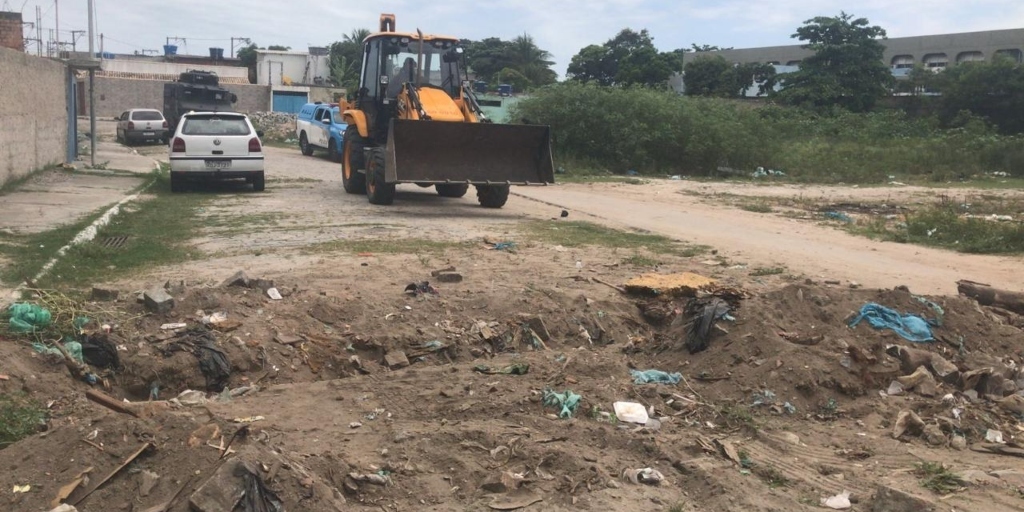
[
  {"x1": 931, "y1": 56, "x2": 1024, "y2": 134},
  {"x1": 566, "y1": 28, "x2": 681, "y2": 87},
  {"x1": 462, "y1": 35, "x2": 557, "y2": 90},
  {"x1": 775, "y1": 12, "x2": 892, "y2": 112},
  {"x1": 494, "y1": 68, "x2": 531, "y2": 93},
  {"x1": 682, "y1": 56, "x2": 777, "y2": 97},
  {"x1": 267, "y1": 45, "x2": 291, "y2": 51},
  {"x1": 329, "y1": 30, "x2": 370, "y2": 92}
]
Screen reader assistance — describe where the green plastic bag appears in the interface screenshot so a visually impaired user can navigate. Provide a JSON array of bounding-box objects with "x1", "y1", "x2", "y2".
[
  {"x1": 32, "y1": 340, "x2": 84, "y2": 363},
  {"x1": 8, "y1": 303, "x2": 52, "y2": 333}
]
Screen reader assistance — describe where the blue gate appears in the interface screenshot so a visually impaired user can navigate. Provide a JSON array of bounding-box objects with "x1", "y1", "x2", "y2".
[{"x1": 272, "y1": 91, "x2": 308, "y2": 113}]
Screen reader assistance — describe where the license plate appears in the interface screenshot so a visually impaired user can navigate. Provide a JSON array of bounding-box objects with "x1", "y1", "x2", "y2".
[
  {"x1": 143, "y1": 132, "x2": 155, "y2": 136},
  {"x1": 205, "y1": 160, "x2": 231, "y2": 169}
]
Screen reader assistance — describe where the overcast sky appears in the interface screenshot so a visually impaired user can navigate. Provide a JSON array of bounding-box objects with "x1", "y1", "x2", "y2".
[{"x1": 13, "y1": 0, "x2": 1024, "y2": 75}]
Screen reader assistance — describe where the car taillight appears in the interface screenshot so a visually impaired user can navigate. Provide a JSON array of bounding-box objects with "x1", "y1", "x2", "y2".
[
  {"x1": 128, "y1": 121, "x2": 135, "y2": 130},
  {"x1": 171, "y1": 137, "x2": 186, "y2": 152},
  {"x1": 248, "y1": 137, "x2": 262, "y2": 153},
  {"x1": 162, "y1": 120, "x2": 168, "y2": 128}
]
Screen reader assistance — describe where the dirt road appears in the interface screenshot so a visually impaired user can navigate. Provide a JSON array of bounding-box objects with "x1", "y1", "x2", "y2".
[{"x1": 513, "y1": 181, "x2": 1024, "y2": 295}]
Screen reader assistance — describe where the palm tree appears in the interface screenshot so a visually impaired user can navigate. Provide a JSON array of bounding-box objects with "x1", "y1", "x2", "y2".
[
  {"x1": 505, "y1": 34, "x2": 557, "y2": 87},
  {"x1": 344, "y1": 29, "x2": 372, "y2": 44}
]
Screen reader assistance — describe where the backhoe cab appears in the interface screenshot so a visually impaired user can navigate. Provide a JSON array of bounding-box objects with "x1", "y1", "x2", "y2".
[{"x1": 341, "y1": 13, "x2": 554, "y2": 207}]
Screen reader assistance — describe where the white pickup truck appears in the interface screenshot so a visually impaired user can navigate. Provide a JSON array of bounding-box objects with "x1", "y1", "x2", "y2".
[{"x1": 295, "y1": 102, "x2": 347, "y2": 162}]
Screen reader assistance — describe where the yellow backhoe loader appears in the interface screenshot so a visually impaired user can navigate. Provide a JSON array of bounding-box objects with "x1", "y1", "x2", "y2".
[{"x1": 340, "y1": 14, "x2": 554, "y2": 207}]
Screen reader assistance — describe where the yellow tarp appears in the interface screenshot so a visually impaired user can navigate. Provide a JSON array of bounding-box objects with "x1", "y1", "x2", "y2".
[{"x1": 624, "y1": 272, "x2": 716, "y2": 297}]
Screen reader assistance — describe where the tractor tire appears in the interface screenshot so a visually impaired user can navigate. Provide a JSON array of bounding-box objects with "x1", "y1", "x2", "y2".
[
  {"x1": 342, "y1": 126, "x2": 366, "y2": 194},
  {"x1": 365, "y1": 148, "x2": 395, "y2": 205},
  {"x1": 327, "y1": 139, "x2": 341, "y2": 162},
  {"x1": 299, "y1": 132, "x2": 314, "y2": 156},
  {"x1": 436, "y1": 183, "x2": 469, "y2": 198},
  {"x1": 476, "y1": 185, "x2": 510, "y2": 208}
]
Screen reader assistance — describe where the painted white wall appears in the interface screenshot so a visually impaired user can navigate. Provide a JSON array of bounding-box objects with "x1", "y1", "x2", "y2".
[{"x1": 256, "y1": 50, "x2": 330, "y2": 86}]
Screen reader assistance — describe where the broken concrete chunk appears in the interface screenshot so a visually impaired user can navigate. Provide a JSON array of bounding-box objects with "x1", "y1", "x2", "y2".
[
  {"x1": 922, "y1": 424, "x2": 946, "y2": 446},
  {"x1": 871, "y1": 485, "x2": 935, "y2": 512},
  {"x1": 519, "y1": 314, "x2": 552, "y2": 341},
  {"x1": 90, "y1": 287, "x2": 119, "y2": 302},
  {"x1": 189, "y1": 460, "x2": 244, "y2": 512},
  {"x1": 143, "y1": 287, "x2": 175, "y2": 314},
  {"x1": 433, "y1": 272, "x2": 463, "y2": 283},
  {"x1": 892, "y1": 410, "x2": 925, "y2": 439},
  {"x1": 385, "y1": 351, "x2": 410, "y2": 370},
  {"x1": 996, "y1": 394, "x2": 1024, "y2": 414},
  {"x1": 139, "y1": 470, "x2": 159, "y2": 497},
  {"x1": 221, "y1": 271, "x2": 250, "y2": 288},
  {"x1": 250, "y1": 278, "x2": 275, "y2": 292},
  {"x1": 274, "y1": 334, "x2": 303, "y2": 346}
]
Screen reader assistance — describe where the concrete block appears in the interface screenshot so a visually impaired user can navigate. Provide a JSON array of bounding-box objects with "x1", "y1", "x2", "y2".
[
  {"x1": 143, "y1": 287, "x2": 175, "y2": 313},
  {"x1": 385, "y1": 351, "x2": 409, "y2": 369}
]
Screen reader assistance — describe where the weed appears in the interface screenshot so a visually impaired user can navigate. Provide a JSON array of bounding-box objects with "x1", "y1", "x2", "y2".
[
  {"x1": 416, "y1": 253, "x2": 431, "y2": 267},
  {"x1": 816, "y1": 397, "x2": 840, "y2": 421},
  {"x1": 719, "y1": 404, "x2": 757, "y2": 430},
  {"x1": 667, "y1": 504, "x2": 685, "y2": 512},
  {"x1": 307, "y1": 238, "x2": 465, "y2": 255},
  {"x1": 916, "y1": 462, "x2": 966, "y2": 494},
  {"x1": 739, "y1": 201, "x2": 774, "y2": 213},
  {"x1": 756, "y1": 465, "x2": 790, "y2": 488},
  {"x1": 622, "y1": 253, "x2": 660, "y2": 266},
  {"x1": 750, "y1": 266, "x2": 785, "y2": 276},
  {"x1": 0, "y1": 393, "x2": 45, "y2": 448},
  {"x1": 737, "y1": 450, "x2": 754, "y2": 469}
]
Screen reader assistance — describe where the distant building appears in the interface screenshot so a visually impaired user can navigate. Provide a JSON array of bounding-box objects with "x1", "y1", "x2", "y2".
[
  {"x1": 256, "y1": 47, "x2": 342, "y2": 113},
  {"x1": 674, "y1": 28, "x2": 1024, "y2": 96},
  {"x1": 0, "y1": 11, "x2": 23, "y2": 51}
]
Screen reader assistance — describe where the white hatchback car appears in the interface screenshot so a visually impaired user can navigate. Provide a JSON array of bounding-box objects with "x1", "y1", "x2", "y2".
[{"x1": 168, "y1": 112, "x2": 265, "y2": 193}]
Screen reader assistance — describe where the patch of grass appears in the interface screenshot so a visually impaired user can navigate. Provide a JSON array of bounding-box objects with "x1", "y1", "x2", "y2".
[
  {"x1": 39, "y1": 169, "x2": 212, "y2": 287},
  {"x1": 905, "y1": 204, "x2": 1024, "y2": 253},
  {"x1": 916, "y1": 462, "x2": 966, "y2": 494},
  {"x1": 0, "y1": 393, "x2": 45, "y2": 449},
  {"x1": 755, "y1": 465, "x2": 790, "y2": 489},
  {"x1": 718, "y1": 404, "x2": 758, "y2": 431},
  {"x1": 0, "y1": 206, "x2": 111, "y2": 286},
  {"x1": 739, "y1": 201, "x2": 774, "y2": 213},
  {"x1": 667, "y1": 504, "x2": 685, "y2": 512},
  {"x1": 750, "y1": 266, "x2": 785, "y2": 276},
  {"x1": 621, "y1": 253, "x2": 660, "y2": 267},
  {"x1": 522, "y1": 220, "x2": 699, "y2": 256},
  {"x1": 307, "y1": 237, "x2": 466, "y2": 255},
  {"x1": 0, "y1": 164, "x2": 58, "y2": 196}
]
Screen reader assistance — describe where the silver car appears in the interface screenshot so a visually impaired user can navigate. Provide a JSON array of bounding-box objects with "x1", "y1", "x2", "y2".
[{"x1": 116, "y1": 109, "x2": 169, "y2": 145}]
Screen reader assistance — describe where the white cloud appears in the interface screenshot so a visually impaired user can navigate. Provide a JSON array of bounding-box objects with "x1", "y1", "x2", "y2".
[{"x1": 15, "y1": 0, "x2": 1024, "y2": 75}]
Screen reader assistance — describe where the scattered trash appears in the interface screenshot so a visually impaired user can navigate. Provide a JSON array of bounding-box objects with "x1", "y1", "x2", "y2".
[
  {"x1": 474, "y1": 363, "x2": 530, "y2": 375},
  {"x1": 404, "y1": 281, "x2": 438, "y2": 297},
  {"x1": 350, "y1": 422, "x2": 363, "y2": 429},
  {"x1": 670, "y1": 175, "x2": 682, "y2": 180},
  {"x1": 613, "y1": 401, "x2": 649, "y2": 424},
  {"x1": 266, "y1": 288, "x2": 283, "y2": 300},
  {"x1": 824, "y1": 211, "x2": 853, "y2": 223},
  {"x1": 752, "y1": 167, "x2": 785, "y2": 178},
  {"x1": 892, "y1": 410, "x2": 925, "y2": 438},
  {"x1": 821, "y1": 490, "x2": 852, "y2": 509},
  {"x1": 542, "y1": 389, "x2": 581, "y2": 418},
  {"x1": 239, "y1": 461, "x2": 283, "y2": 512},
  {"x1": 624, "y1": 272, "x2": 716, "y2": 297},
  {"x1": 848, "y1": 303, "x2": 934, "y2": 343},
  {"x1": 621, "y1": 467, "x2": 665, "y2": 485},
  {"x1": 8, "y1": 303, "x2": 52, "y2": 332},
  {"x1": 232, "y1": 416, "x2": 265, "y2": 424},
  {"x1": 487, "y1": 488, "x2": 542, "y2": 510},
  {"x1": 630, "y1": 369, "x2": 681, "y2": 385},
  {"x1": 913, "y1": 295, "x2": 945, "y2": 327},
  {"x1": 13, "y1": 484, "x2": 31, "y2": 493},
  {"x1": 160, "y1": 323, "x2": 187, "y2": 330},
  {"x1": 750, "y1": 390, "x2": 777, "y2": 407},
  {"x1": 32, "y1": 340, "x2": 84, "y2": 363},
  {"x1": 684, "y1": 297, "x2": 732, "y2": 353},
  {"x1": 69, "y1": 442, "x2": 153, "y2": 507},
  {"x1": 48, "y1": 504, "x2": 78, "y2": 512},
  {"x1": 782, "y1": 402, "x2": 797, "y2": 414},
  {"x1": 348, "y1": 472, "x2": 389, "y2": 485},
  {"x1": 886, "y1": 381, "x2": 905, "y2": 396},
  {"x1": 489, "y1": 241, "x2": 517, "y2": 252},
  {"x1": 625, "y1": 169, "x2": 639, "y2": 176},
  {"x1": 173, "y1": 389, "x2": 208, "y2": 406}
]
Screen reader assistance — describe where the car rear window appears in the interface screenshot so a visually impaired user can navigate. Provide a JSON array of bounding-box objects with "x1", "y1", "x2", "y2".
[
  {"x1": 131, "y1": 111, "x2": 163, "y2": 121},
  {"x1": 181, "y1": 115, "x2": 251, "y2": 136}
]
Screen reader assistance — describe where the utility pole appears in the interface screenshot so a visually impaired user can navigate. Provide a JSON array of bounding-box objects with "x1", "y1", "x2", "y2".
[
  {"x1": 99, "y1": 33, "x2": 103, "y2": 55},
  {"x1": 71, "y1": 29, "x2": 84, "y2": 52},
  {"x1": 87, "y1": 0, "x2": 96, "y2": 167},
  {"x1": 35, "y1": 6, "x2": 42, "y2": 56},
  {"x1": 230, "y1": 37, "x2": 251, "y2": 58},
  {"x1": 55, "y1": 0, "x2": 59, "y2": 54}
]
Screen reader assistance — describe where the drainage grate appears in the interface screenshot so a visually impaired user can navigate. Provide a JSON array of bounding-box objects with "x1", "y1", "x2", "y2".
[{"x1": 99, "y1": 235, "x2": 130, "y2": 248}]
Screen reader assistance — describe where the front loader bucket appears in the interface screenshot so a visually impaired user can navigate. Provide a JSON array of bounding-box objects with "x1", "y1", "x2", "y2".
[{"x1": 384, "y1": 119, "x2": 554, "y2": 185}]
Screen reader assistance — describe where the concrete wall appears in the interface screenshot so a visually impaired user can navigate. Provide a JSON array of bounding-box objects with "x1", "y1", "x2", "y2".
[
  {"x1": 101, "y1": 59, "x2": 248, "y2": 82},
  {"x1": 0, "y1": 47, "x2": 67, "y2": 187},
  {"x1": 0, "y1": 11, "x2": 23, "y2": 51},
  {"x1": 81, "y1": 77, "x2": 271, "y2": 118},
  {"x1": 256, "y1": 50, "x2": 331, "y2": 86}
]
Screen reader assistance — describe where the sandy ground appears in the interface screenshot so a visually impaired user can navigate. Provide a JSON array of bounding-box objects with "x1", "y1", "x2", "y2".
[{"x1": 3, "y1": 130, "x2": 1024, "y2": 512}]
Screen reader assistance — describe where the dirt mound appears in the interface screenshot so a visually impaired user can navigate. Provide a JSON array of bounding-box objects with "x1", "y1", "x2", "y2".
[{"x1": 2, "y1": 270, "x2": 1023, "y2": 511}]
